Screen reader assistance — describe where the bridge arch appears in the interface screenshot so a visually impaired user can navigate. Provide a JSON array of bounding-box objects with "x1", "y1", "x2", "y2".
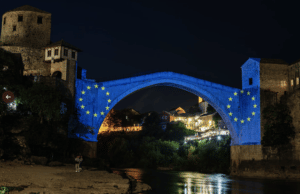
[
  {"x1": 107, "y1": 79, "x2": 239, "y2": 145},
  {"x1": 71, "y1": 71, "x2": 260, "y2": 148}
]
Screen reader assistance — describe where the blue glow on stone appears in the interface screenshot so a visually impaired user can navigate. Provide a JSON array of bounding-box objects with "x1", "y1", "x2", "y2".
[{"x1": 69, "y1": 59, "x2": 261, "y2": 146}]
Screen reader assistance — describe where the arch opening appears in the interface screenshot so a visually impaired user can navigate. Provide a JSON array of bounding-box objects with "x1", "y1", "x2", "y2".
[
  {"x1": 52, "y1": 71, "x2": 62, "y2": 79},
  {"x1": 97, "y1": 81, "x2": 238, "y2": 145}
]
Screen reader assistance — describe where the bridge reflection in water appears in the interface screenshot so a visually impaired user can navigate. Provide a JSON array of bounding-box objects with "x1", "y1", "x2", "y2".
[{"x1": 112, "y1": 168, "x2": 285, "y2": 194}]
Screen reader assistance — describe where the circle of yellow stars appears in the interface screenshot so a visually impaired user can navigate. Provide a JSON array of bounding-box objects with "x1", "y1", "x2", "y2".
[
  {"x1": 227, "y1": 90, "x2": 257, "y2": 124},
  {"x1": 78, "y1": 84, "x2": 111, "y2": 118}
]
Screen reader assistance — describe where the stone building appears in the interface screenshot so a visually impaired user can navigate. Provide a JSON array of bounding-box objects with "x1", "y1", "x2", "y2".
[
  {"x1": 98, "y1": 108, "x2": 142, "y2": 133},
  {"x1": 0, "y1": 5, "x2": 83, "y2": 107}
]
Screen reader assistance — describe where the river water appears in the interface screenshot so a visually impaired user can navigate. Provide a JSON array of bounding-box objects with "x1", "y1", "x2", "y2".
[{"x1": 112, "y1": 168, "x2": 300, "y2": 194}]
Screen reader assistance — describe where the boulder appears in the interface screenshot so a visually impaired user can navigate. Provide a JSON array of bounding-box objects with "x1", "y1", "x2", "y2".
[
  {"x1": 13, "y1": 158, "x2": 24, "y2": 165},
  {"x1": 12, "y1": 136, "x2": 31, "y2": 156},
  {"x1": 48, "y1": 161, "x2": 63, "y2": 167},
  {"x1": 31, "y1": 156, "x2": 48, "y2": 165}
]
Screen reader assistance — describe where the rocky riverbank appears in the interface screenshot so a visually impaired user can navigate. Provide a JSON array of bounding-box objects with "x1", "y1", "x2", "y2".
[{"x1": 0, "y1": 159, "x2": 151, "y2": 194}]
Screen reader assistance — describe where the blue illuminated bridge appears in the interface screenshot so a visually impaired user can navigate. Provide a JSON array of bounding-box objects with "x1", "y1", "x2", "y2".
[{"x1": 68, "y1": 58, "x2": 262, "y2": 146}]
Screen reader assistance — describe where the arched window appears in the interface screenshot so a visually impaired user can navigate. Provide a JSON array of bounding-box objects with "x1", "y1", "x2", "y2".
[{"x1": 52, "y1": 71, "x2": 62, "y2": 79}]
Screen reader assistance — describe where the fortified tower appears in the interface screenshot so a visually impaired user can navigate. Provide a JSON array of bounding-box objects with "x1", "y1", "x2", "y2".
[
  {"x1": 0, "y1": 5, "x2": 51, "y2": 48},
  {"x1": 0, "y1": 5, "x2": 84, "y2": 104}
]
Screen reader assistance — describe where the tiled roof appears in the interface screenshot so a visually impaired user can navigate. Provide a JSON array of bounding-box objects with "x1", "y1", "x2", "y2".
[
  {"x1": 260, "y1": 58, "x2": 289, "y2": 65},
  {"x1": 43, "y1": 39, "x2": 82, "y2": 52},
  {"x1": 5, "y1": 5, "x2": 50, "y2": 14}
]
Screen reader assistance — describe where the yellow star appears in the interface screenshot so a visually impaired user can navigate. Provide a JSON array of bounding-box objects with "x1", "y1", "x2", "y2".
[
  {"x1": 247, "y1": 117, "x2": 251, "y2": 121},
  {"x1": 252, "y1": 96, "x2": 255, "y2": 101},
  {"x1": 106, "y1": 91, "x2": 109, "y2": 96},
  {"x1": 229, "y1": 112, "x2": 233, "y2": 116},
  {"x1": 252, "y1": 111, "x2": 255, "y2": 116},
  {"x1": 108, "y1": 99, "x2": 111, "y2": 103},
  {"x1": 253, "y1": 104, "x2": 257, "y2": 108},
  {"x1": 240, "y1": 119, "x2": 244, "y2": 124},
  {"x1": 94, "y1": 84, "x2": 98, "y2": 88},
  {"x1": 79, "y1": 98, "x2": 83, "y2": 101},
  {"x1": 247, "y1": 91, "x2": 250, "y2": 95},
  {"x1": 234, "y1": 92, "x2": 238, "y2": 96},
  {"x1": 81, "y1": 91, "x2": 85, "y2": 95},
  {"x1": 81, "y1": 105, "x2": 85, "y2": 109},
  {"x1": 87, "y1": 86, "x2": 91, "y2": 90},
  {"x1": 240, "y1": 90, "x2": 244, "y2": 94},
  {"x1": 228, "y1": 97, "x2": 233, "y2": 101},
  {"x1": 101, "y1": 111, "x2": 104, "y2": 115},
  {"x1": 106, "y1": 106, "x2": 109, "y2": 110},
  {"x1": 101, "y1": 86, "x2": 105, "y2": 90},
  {"x1": 94, "y1": 113, "x2": 97, "y2": 117},
  {"x1": 234, "y1": 117, "x2": 238, "y2": 122},
  {"x1": 227, "y1": 104, "x2": 231, "y2": 109},
  {"x1": 86, "y1": 110, "x2": 90, "y2": 115}
]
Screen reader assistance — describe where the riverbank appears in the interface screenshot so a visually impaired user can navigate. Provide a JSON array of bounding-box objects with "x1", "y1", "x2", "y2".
[{"x1": 0, "y1": 160, "x2": 151, "y2": 194}]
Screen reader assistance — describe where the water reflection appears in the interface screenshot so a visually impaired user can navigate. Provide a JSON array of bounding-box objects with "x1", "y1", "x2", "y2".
[
  {"x1": 111, "y1": 168, "x2": 300, "y2": 194},
  {"x1": 112, "y1": 168, "x2": 233, "y2": 194}
]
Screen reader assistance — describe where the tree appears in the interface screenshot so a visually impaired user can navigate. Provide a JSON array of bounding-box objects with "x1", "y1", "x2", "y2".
[
  {"x1": 212, "y1": 112, "x2": 222, "y2": 129},
  {"x1": 16, "y1": 81, "x2": 64, "y2": 124},
  {"x1": 261, "y1": 102, "x2": 295, "y2": 149},
  {"x1": 188, "y1": 103, "x2": 202, "y2": 114},
  {"x1": 104, "y1": 109, "x2": 122, "y2": 129},
  {"x1": 207, "y1": 104, "x2": 216, "y2": 114},
  {"x1": 139, "y1": 111, "x2": 163, "y2": 138},
  {"x1": 163, "y1": 121, "x2": 195, "y2": 143}
]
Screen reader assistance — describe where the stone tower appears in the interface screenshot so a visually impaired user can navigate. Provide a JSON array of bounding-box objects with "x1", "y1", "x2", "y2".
[
  {"x1": 0, "y1": 5, "x2": 83, "y2": 103},
  {"x1": 0, "y1": 5, "x2": 51, "y2": 48},
  {"x1": 198, "y1": 96, "x2": 208, "y2": 114}
]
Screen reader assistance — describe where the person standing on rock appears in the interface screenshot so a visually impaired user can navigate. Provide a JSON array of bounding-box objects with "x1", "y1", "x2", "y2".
[
  {"x1": 75, "y1": 154, "x2": 81, "y2": 172},
  {"x1": 79, "y1": 154, "x2": 83, "y2": 172}
]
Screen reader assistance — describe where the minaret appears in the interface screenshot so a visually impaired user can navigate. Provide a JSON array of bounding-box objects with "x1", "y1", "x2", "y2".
[{"x1": 198, "y1": 96, "x2": 208, "y2": 114}]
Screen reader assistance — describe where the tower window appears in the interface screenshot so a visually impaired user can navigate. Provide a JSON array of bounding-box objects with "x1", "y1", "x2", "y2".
[
  {"x1": 296, "y1": 77, "x2": 299, "y2": 85},
  {"x1": 249, "y1": 78, "x2": 253, "y2": 85},
  {"x1": 18, "y1": 15, "x2": 23, "y2": 22},
  {"x1": 291, "y1": 79, "x2": 294, "y2": 87},
  {"x1": 37, "y1": 16, "x2": 42, "y2": 24},
  {"x1": 13, "y1": 25, "x2": 16, "y2": 31},
  {"x1": 54, "y1": 49, "x2": 58, "y2": 56},
  {"x1": 72, "y1": 51, "x2": 75, "y2": 59},
  {"x1": 47, "y1": 50, "x2": 51, "y2": 57},
  {"x1": 3, "y1": 17, "x2": 6, "y2": 25},
  {"x1": 64, "y1": 49, "x2": 68, "y2": 56}
]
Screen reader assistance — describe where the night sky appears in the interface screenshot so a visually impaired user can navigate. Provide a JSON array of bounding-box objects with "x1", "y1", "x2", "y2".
[{"x1": 1, "y1": 0, "x2": 299, "y2": 114}]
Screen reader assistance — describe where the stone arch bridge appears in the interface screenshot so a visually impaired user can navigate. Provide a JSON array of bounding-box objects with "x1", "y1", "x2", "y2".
[{"x1": 68, "y1": 70, "x2": 261, "y2": 153}]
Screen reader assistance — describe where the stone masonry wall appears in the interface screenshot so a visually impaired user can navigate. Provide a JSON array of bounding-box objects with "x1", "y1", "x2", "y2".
[
  {"x1": 260, "y1": 62, "x2": 289, "y2": 103},
  {"x1": 1, "y1": 11, "x2": 51, "y2": 48},
  {"x1": 288, "y1": 62, "x2": 300, "y2": 93},
  {"x1": 50, "y1": 60, "x2": 67, "y2": 80},
  {"x1": 231, "y1": 89, "x2": 300, "y2": 179},
  {"x1": 0, "y1": 46, "x2": 49, "y2": 75}
]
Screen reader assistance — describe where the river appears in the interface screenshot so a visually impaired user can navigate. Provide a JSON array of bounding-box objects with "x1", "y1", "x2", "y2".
[{"x1": 112, "y1": 168, "x2": 300, "y2": 194}]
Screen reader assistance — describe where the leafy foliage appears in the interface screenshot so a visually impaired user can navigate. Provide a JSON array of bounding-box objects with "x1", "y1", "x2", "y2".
[
  {"x1": 212, "y1": 112, "x2": 222, "y2": 129},
  {"x1": 261, "y1": 102, "x2": 295, "y2": 148},
  {"x1": 162, "y1": 121, "x2": 195, "y2": 143},
  {"x1": 207, "y1": 104, "x2": 216, "y2": 114}
]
